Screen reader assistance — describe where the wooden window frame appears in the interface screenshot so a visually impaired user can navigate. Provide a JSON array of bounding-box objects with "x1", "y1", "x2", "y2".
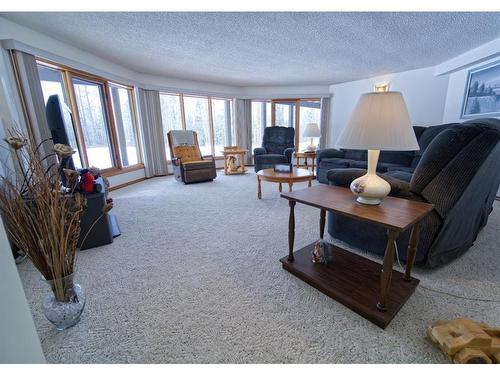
[
  {"x1": 271, "y1": 98, "x2": 321, "y2": 151},
  {"x1": 36, "y1": 58, "x2": 144, "y2": 176}
]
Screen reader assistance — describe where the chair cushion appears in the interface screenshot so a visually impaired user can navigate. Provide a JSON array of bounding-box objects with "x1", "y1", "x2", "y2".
[
  {"x1": 411, "y1": 123, "x2": 457, "y2": 167},
  {"x1": 182, "y1": 160, "x2": 214, "y2": 171},
  {"x1": 174, "y1": 145, "x2": 202, "y2": 163},
  {"x1": 255, "y1": 154, "x2": 288, "y2": 164}
]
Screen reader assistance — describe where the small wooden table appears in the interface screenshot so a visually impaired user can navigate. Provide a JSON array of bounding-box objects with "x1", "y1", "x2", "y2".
[
  {"x1": 280, "y1": 184, "x2": 434, "y2": 328},
  {"x1": 257, "y1": 168, "x2": 313, "y2": 200},
  {"x1": 294, "y1": 151, "x2": 317, "y2": 176},
  {"x1": 222, "y1": 147, "x2": 248, "y2": 175}
]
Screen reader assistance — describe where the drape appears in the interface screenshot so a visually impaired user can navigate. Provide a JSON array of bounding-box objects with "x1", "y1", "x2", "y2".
[
  {"x1": 319, "y1": 97, "x2": 331, "y2": 150},
  {"x1": 138, "y1": 89, "x2": 169, "y2": 178},
  {"x1": 10, "y1": 50, "x2": 53, "y2": 157},
  {"x1": 235, "y1": 99, "x2": 253, "y2": 165}
]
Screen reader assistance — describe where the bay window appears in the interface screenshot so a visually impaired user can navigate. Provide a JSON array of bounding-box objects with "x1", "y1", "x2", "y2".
[{"x1": 36, "y1": 60, "x2": 142, "y2": 173}]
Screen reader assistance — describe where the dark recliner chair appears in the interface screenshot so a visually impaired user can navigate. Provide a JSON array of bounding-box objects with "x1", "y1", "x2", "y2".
[
  {"x1": 254, "y1": 126, "x2": 295, "y2": 172},
  {"x1": 325, "y1": 119, "x2": 500, "y2": 268}
]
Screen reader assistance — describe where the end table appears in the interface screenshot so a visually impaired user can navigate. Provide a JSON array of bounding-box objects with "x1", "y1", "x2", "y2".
[
  {"x1": 294, "y1": 151, "x2": 317, "y2": 177},
  {"x1": 222, "y1": 147, "x2": 248, "y2": 175}
]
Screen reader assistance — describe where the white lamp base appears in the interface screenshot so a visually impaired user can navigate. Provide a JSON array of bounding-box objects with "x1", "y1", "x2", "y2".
[
  {"x1": 306, "y1": 144, "x2": 317, "y2": 152},
  {"x1": 349, "y1": 150, "x2": 390, "y2": 205}
]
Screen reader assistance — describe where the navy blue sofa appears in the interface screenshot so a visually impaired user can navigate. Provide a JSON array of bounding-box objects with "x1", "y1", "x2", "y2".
[
  {"x1": 254, "y1": 126, "x2": 295, "y2": 172},
  {"x1": 318, "y1": 119, "x2": 500, "y2": 268}
]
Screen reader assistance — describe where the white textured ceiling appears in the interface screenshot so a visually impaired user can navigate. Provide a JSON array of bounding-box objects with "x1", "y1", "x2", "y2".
[{"x1": 2, "y1": 12, "x2": 500, "y2": 86}]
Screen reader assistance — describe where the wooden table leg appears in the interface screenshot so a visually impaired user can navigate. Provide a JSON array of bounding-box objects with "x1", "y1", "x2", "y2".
[
  {"x1": 312, "y1": 156, "x2": 316, "y2": 176},
  {"x1": 404, "y1": 222, "x2": 420, "y2": 281},
  {"x1": 308, "y1": 178, "x2": 312, "y2": 187},
  {"x1": 240, "y1": 153, "x2": 246, "y2": 173},
  {"x1": 320, "y1": 209, "x2": 326, "y2": 239},
  {"x1": 377, "y1": 230, "x2": 399, "y2": 312},
  {"x1": 288, "y1": 182, "x2": 293, "y2": 192},
  {"x1": 288, "y1": 200, "x2": 296, "y2": 261},
  {"x1": 257, "y1": 176, "x2": 262, "y2": 199},
  {"x1": 279, "y1": 182, "x2": 282, "y2": 192}
]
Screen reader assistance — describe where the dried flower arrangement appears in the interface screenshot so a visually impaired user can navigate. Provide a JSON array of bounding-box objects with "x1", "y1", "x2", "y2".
[{"x1": 0, "y1": 129, "x2": 111, "y2": 304}]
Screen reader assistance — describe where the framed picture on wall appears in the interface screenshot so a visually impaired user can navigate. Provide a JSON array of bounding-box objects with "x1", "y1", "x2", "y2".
[{"x1": 461, "y1": 61, "x2": 500, "y2": 118}]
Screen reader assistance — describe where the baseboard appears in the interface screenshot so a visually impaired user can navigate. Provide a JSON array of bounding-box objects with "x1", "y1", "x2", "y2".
[{"x1": 109, "y1": 177, "x2": 147, "y2": 191}]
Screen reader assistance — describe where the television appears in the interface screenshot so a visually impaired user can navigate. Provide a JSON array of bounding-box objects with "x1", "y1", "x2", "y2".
[{"x1": 45, "y1": 94, "x2": 76, "y2": 171}]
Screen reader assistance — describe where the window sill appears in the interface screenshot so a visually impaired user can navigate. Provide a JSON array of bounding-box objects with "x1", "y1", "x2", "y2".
[{"x1": 102, "y1": 164, "x2": 145, "y2": 177}]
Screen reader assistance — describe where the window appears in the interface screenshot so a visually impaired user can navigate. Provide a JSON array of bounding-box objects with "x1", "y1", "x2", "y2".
[
  {"x1": 270, "y1": 98, "x2": 322, "y2": 152},
  {"x1": 72, "y1": 77, "x2": 115, "y2": 169},
  {"x1": 109, "y1": 85, "x2": 140, "y2": 167},
  {"x1": 158, "y1": 94, "x2": 235, "y2": 158},
  {"x1": 298, "y1": 100, "x2": 321, "y2": 152},
  {"x1": 274, "y1": 102, "x2": 296, "y2": 128},
  {"x1": 37, "y1": 64, "x2": 82, "y2": 168},
  {"x1": 183, "y1": 96, "x2": 211, "y2": 156},
  {"x1": 35, "y1": 60, "x2": 142, "y2": 173},
  {"x1": 211, "y1": 98, "x2": 232, "y2": 156}
]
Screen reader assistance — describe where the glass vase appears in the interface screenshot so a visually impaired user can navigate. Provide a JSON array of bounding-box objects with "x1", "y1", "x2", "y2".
[{"x1": 41, "y1": 273, "x2": 85, "y2": 330}]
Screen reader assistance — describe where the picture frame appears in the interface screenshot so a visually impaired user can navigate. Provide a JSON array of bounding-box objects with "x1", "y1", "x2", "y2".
[
  {"x1": 461, "y1": 61, "x2": 500, "y2": 119},
  {"x1": 274, "y1": 163, "x2": 292, "y2": 173}
]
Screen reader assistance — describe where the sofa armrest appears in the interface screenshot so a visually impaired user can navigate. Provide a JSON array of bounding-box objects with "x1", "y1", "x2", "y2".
[
  {"x1": 327, "y1": 168, "x2": 412, "y2": 198},
  {"x1": 253, "y1": 147, "x2": 267, "y2": 156},
  {"x1": 317, "y1": 148, "x2": 345, "y2": 162},
  {"x1": 202, "y1": 155, "x2": 215, "y2": 161},
  {"x1": 284, "y1": 147, "x2": 295, "y2": 163}
]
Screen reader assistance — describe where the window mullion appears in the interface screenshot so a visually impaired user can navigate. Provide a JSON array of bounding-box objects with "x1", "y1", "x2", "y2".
[
  {"x1": 64, "y1": 71, "x2": 89, "y2": 168},
  {"x1": 207, "y1": 97, "x2": 215, "y2": 156}
]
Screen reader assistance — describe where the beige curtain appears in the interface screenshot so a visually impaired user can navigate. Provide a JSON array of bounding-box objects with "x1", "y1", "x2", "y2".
[
  {"x1": 138, "y1": 89, "x2": 168, "y2": 178},
  {"x1": 235, "y1": 99, "x2": 252, "y2": 164},
  {"x1": 9, "y1": 50, "x2": 53, "y2": 157},
  {"x1": 320, "y1": 97, "x2": 331, "y2": 150}
]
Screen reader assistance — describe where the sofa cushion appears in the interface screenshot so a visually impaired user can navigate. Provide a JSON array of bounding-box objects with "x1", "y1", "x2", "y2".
[
  {"x1": 384, "y1": 170, "x2": 413, "y2": 183},
  {"x1": 343, "y1": 149, "x2": 366, "y2": 160},
  {"x1": 379, "y1": 150, "x2": 415, "y2": 166},
  {"x1": 348, "y1": 160, "x2": 401, "y2": 173},
  {"x1": 317, "y1": 158, "x2": 350, "y2": 183},
  {"x1": 174, "y1": 145, "x2": 202, "y2": 163}
]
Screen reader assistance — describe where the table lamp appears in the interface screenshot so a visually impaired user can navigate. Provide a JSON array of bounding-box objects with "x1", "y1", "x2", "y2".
[
  {"x1": 302, "y1": 123, "x2": 321, "y2": 152},
  {"x1": 335, "y1": 91, "x2": 419, "y2": 205}
]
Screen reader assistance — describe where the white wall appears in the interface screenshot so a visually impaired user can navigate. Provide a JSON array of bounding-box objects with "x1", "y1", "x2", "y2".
[
  {"x1": 326, "y1": 66, "x2": 450, "y2": 147},
  {"x1": 0, "y1": 217, "x2": 45, "y2": 363}
]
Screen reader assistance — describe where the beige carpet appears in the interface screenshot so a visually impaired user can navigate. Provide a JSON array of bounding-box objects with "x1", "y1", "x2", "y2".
[{"x1": 17, "y1": 171, "x2": 500, "y2": 363}]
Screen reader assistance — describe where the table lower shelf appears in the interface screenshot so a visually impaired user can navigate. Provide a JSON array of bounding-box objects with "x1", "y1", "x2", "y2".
[{"x1": 280, "y1": 243, "x2": 419, "y2": 328}]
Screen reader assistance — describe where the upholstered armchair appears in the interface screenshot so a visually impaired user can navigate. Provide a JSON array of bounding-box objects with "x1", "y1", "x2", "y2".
[
  {"x1": 167, "y1": 130, "x2": 217, "y2": 184},
  {"x1": 253, "y1": 126, "x2": 295, "y2": 172}
]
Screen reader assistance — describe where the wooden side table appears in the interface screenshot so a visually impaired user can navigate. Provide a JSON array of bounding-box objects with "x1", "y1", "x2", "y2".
[
  {"x1": 222, "y1": 147, "x2": 248, "y2": 175},
  {"x1": 280, "y1": 184, "x2": 434, "y2": 328},
  {"x1": 294, "y1": 151, "x2": 317, "y2": 176}
]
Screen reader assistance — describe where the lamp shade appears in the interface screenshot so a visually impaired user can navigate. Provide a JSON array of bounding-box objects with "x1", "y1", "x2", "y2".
[
  {"x1": 302, "y1": 123, "x2": 321, "y2": 138},
  {"x1": 335, "y1": 92, "x2": 419, "y2": 151}
]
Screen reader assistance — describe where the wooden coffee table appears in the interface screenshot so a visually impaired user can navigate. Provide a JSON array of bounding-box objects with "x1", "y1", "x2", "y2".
[
  {"x1": 257, "y1": 168, "x2": 313, "y2": 199},
  {"x1": 280, "y1": 184, "x2": 434, "y2": 328}
]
